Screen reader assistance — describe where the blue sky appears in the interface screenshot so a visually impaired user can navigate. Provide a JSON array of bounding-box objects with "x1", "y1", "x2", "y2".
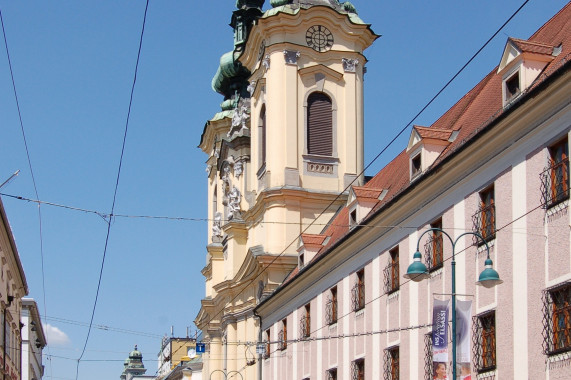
[{"x1": 0, "y1": 1, "x2": 567, "y2": 379}]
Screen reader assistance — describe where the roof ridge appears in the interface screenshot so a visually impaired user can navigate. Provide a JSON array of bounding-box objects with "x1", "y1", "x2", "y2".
[
  {"x1": 528, "y1": 1, "x2": 571, "y2": 41},
  {"x1": 510, "y1": 37, "x2": 555, "y2": 48}
]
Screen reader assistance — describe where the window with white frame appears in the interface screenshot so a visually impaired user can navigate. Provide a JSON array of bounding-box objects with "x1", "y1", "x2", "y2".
[
  {"x1": 472, "y1": 311, "x2": 496, "y2": 372},
  {"x1": 542, "y1": 283, "x2": 571, "y2": 355},
  {"x1": 472, "y1": 185, "x2": 495, "y2": 244},
  {"x1": 352, "y1": 269, "x2": 365, "y2": 311},
  {"x1": 383, "y1": 346, "x2": 399, "y2": 380},
  {"x1": 326, "y1": 286, "x2": 338, "y2": 325},
  {"x1": 541, "y1": 137, "x2": 569, "y2": 208}
]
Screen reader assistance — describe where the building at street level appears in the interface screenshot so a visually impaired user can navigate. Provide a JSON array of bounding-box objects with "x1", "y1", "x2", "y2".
[
  {"x1": 195, "y1": 1, "x2": 377, "y2": 379},
  {"x1": 0, "y1": 196, "x2": 29, "y2": 380},
  {"x1": 256, "y1": 3, "x2": 571, "y2": 380},
  {"x1": 21, "y1": 298, "x2": 46, "y2": 380}
]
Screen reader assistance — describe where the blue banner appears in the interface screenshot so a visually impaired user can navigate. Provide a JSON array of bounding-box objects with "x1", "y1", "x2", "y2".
[{"x1": 432, "y1": 298, "x2": 449, "y2": 379}]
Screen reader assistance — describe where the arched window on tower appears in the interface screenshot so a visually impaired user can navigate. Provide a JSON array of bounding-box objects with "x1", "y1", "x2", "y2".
[
  {"x1": 307, "y1": 92, "x2": 333, "y2": 156},
  {"x1": 259, "y1": 105, "x2": 266, "y2": 169}
]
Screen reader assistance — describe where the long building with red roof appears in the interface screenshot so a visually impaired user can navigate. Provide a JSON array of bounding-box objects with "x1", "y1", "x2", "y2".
[{"x1": 256, "y1": 2, "x2": 571, "y2": 379}]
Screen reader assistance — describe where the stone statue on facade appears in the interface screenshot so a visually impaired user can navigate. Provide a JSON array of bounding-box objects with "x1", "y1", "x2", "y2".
[
  {"x1": 228, "y1": 186, "x2": 242, "y2": 220},
  {"x1": 212, "y1": 212, "x2": 223, "y2": 241},
  {"x1": 228, "y1": 101, "x2": 251, "y2": 138},
  {"x1": 234, "y1": 158, "x2": 244, "y2": 179}
]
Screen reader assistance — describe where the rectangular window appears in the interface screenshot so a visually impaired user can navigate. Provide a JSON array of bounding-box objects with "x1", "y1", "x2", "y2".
[
  {"x1": 542, "y1": 284, "x2": 571, "y2": 354},
  {"x1": 425, "y1": 219, "x2": 443, "y2": 271},
  {"x1": 326, "y1": 368, "x2": 337, "y2": 380},
  {"x1": 300, "y1": 304, "x2": 311, "y2": 338},
  {"x1": 351, "y1": 359, "x2": 365, "y2": 380},
  {"x1": 279, "y1": 319, "x2": 287, "y2": 351},
  {"x1": 352, "y1": 269, "x2": 365, "y2": 311},
  {"x1": 411, "y1": 153, "x2": 422, "y2": 177},
  {"x1": 383, "y1": 347, "x2": 399, "y2": 380},
  {"x1": 307, "y1": 92, "x2": 333, "y2": 156},
  {"x1": 473, "y1": 186, "x2": 495, "y2": 243},
  {"x1": 541, "y1": 138, "x2": 569, "y2": 208},
  {"x1": 350, "y1": 208, "x2": 357, "y2": 229},
  {"x1": 326, "y1": 287, "x2": 338, "y2": 325},
  {"x1": 473, "y1": 311, "x2": 496, "y2": 372},
  {"x1": 384, "y1": 247, "x2": 400, "y2": 293},
  {"x1": 424, "y1": 333, "x2": 433, "y2": 380},
  {"x1": 264, "y1": 329, "x2": 270, "y2": 359},
  {"x1": 505, "y1": 71, "x2": 520, "y2": 101}
]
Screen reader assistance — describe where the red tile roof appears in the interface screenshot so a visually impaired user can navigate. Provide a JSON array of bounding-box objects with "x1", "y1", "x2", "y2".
[
  {"x1": 352, "y1": 186, "x2": 384, "y2": 201},
  {"x1": 510, "y1": 37, "x2": 556, "y2": 56},
  {"x1": 300, "y1": 233, "x2": 328, "y2": 246},
  {"x1": 413, "y1": 126, "x2": 454, "y2": 141}
]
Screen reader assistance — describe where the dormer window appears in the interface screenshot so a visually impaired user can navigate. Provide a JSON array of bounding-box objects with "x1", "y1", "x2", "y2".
[
  {"x1": 505, "y1": 71, "x2": 520, "y2": 102},
  {"x1": 411, "y1": 153, "x2": 422, "y2": 178},
  {"x1": 297, "y1": 234, "x2": 328, "y2": 268},
  {"x1": 407, "y1": 126, "x2": 452, "y2": 181},
  {"x1": 498, "y1": 37, "x2": 556, "y2": 107}
]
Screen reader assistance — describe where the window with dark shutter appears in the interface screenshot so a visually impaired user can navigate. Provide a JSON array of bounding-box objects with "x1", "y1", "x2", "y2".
[{"x1": 307, "y1": 92, "x2": 333, "y2": 156}]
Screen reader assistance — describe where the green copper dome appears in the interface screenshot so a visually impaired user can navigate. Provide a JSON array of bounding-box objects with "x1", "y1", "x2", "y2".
[
  {"x1": 129, "y1": 345, "x2": 142, "y2": 359},
  {"x1": 343, "y1": 1, "x2": 357, "y2": 13},
  {"x1": 270, "y1": 0, "x2": 290, "y2": 6},
  {"x1": 212, "y1": 51, "x2": 251, "y2": 98}
]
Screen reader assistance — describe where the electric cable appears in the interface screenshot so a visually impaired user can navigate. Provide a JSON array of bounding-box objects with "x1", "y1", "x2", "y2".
[
  {"x1": 74, "y1": 1, "x2": 150, "y2": 378},
  {"x1": 0, "y1": 5, "x2": 53, "y2": 379},
  {"x1": 42, "y1": 314, "x2": 163, "y2": 339},
  {"x1": 197, "y1": 199, "x2": 547, "y2": 347},
  {"x1": 0, "y1": 191, "x2": 562, "y2": 237}
]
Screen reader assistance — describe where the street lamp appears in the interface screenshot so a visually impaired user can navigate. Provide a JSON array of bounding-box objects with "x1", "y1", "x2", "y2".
[
  {"x1": 404, "y1": 228, "x2": 502, "y2": 379},
  {"x1": 209, "y1": 369, "x2": 244, "y2": 380}
]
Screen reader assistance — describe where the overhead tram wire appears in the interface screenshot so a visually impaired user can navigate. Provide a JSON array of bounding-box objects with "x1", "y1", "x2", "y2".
[
  {"x1": 0, "y1": 6, "x2": 53, "y2": 380},
  {"x1": 74, "y1": 0, "x2": 150, "y2": 379},
  {"x1": 171, "y1": 197, "x2": 548, "y2": 353},
  {"x1": 194, "y1": 0, "x2": 532, "y2": 339},
  {"x1": 0, "y1": 191, "x2": 560, "y2": 236},
  {"x1": 42, "y1": 314, "x2": 163, "y2": 339}
]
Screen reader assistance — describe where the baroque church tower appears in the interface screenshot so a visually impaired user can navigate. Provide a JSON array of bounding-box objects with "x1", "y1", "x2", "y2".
[{"x1": 195, "y1": 1, "x2": 377, "y2": 379}]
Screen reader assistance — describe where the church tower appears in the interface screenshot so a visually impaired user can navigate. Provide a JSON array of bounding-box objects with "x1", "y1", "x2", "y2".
[
  {"x1": 196, "y1": 1, "x2": 377, "y2": 379},
  {"x1": 120, "y1": 346, "x2": 147, "y2": 380}
]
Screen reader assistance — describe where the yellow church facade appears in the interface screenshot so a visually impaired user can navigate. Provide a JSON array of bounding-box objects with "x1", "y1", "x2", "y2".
[{"x1": 195, "y1": 1, "x2": 377, "y2": 379}]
